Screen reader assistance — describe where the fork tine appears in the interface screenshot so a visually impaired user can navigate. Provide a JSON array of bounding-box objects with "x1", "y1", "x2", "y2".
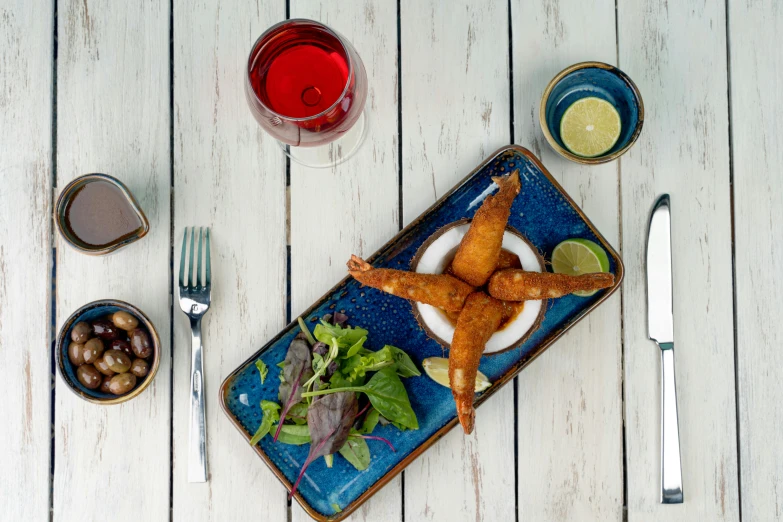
[
  {"x1": 196, "y1": 227, "x2": 204, "y2": 287},
  {"x1": 179, "y1": 228, "x2": 188, "y2": 287},
  {"x1": 189, "y1": 226, "x2": 196, "y2": 288},
  {"x1": 205, "y1": 228, "x2": 211, "y2": 286}
]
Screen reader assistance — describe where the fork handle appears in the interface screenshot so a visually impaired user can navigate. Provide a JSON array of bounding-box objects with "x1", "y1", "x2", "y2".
[{"x1": 188, "y1": 318, "x2": 208, "y2": 483}]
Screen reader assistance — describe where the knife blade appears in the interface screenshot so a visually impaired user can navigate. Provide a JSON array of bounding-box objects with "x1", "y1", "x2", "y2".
[
  {"x1": 647, "y1": 195, "x2": 674, "y2": 344},
  {"x1": 646, "y1": 194, "x2": 684, "y2": 504}
]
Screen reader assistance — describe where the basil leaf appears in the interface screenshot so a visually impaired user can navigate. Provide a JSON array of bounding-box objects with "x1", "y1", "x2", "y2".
[
  {"x1": 386, "y1": 345, "x2": 421, "y2": 378},
  {"x1": 255, "y1": 359, "x2": 269, "y2": 384},
  {"x1": 275, "y1": 424, "x2": 311, "y2": 445},
  {"x1": 249, "y1": 400, "x2": 280, "y2": 445},
  {"x1": 339, "y1": 431, "x2": 371, "y2": 471}
]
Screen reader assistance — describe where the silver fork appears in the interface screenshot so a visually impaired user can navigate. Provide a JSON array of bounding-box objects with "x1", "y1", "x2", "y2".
[{"x1": 178, "y1": 227, "x2": 211, "y2": 483}]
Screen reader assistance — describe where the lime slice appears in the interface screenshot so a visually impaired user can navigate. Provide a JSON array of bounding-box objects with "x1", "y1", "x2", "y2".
[
  {"x1": 422, "y1": 357, "x2": 491, "y2": 392},
  {"x1": 559, "y1": 97, "x2": 622, "y2": 158},
  {"x1": 551, "y1": 238, "x2": 610, "y2": 297}
]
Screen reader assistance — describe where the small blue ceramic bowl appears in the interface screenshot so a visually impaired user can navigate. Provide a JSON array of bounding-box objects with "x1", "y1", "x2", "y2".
[
  {"x1": 56, "y1": 299, "x2": 161, "y2": 405},
  {"x1": 540, "y1": 61, "x2": 644, "y2": 164}
]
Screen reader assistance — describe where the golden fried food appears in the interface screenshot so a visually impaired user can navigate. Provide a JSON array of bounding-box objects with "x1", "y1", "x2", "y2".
[
  {"x1": 487, "y1": 269, "x2": 615, "y2": 301},
  {"x1": 451, "y1": 171, "x2": 521, "y2": 287},
  {"x1": 495, "y1": 249, "x2": 522, "y2": 271},
  {"x1": 449, "y1": 292, "x2": 504, "y2": 434},
  {"x1": 347, "y1": 255, "x2": 474, "y2": 312}
]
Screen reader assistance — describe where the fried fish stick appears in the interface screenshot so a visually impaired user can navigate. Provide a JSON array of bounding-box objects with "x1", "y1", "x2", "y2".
[
  {"x1": 495, "y1": 249, "x2": 522, "y2": 271},
  {"x1": 488, "y1": 269, "x2": 615, "y2": 301},
  {"x1": 449, "y1": 292, "x2": 504, "y2": 434},
  {"x1": 347, "y1": 255, "x2": 474, "y2": 312},
  {"x1": 451, "y1": 170, "x2": 521, "y2": 286}
]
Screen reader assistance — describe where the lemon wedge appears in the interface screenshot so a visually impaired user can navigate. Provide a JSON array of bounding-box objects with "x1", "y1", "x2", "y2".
[{"x1": 422, "y1": 357, "x2": 492, "y2": 392}]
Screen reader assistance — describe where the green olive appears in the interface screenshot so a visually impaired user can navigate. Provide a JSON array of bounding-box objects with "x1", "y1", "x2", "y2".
[
  {"x1": 130, "y1": 328, "x2": 153, "y2": 359},
  {"x1": 108, "y1": 373, "x2": 137, "y2": 395},
  {"x1": 112, "y1": 311, "x2": 139, "y2": 331},
  {"x1": 82, "y1": 338, "x2": 105, "y2": 364},
  {"x1": 103, "y1": 349, "x2": 131, "y2": 373},
  {"x1": 94, "y1": 356, "x2": 115, "y2": 376},
  {"x1": 76, "y1": 365, "x2": 102, "y2": 389},
  {"x1": 130, "y1": 358, "x2": 149, "y2": 378},
  {"x1": 71, "y1": 322, "x2": 92, "y2": 343},
  {"x1": 99, "y1": 375, "x2": 114, "y2": 394},
  {"x1": 68, "y1": 342, "x2": 85, "y2": 366}
]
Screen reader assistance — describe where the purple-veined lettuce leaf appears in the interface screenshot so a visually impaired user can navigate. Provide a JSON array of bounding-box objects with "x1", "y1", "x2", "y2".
[
  {"x1": 289, "y1": 391, "x2": 358, "y2": 498},
  {"x1": 274, "y1": 338, "x2": 314, "y2": 442}
]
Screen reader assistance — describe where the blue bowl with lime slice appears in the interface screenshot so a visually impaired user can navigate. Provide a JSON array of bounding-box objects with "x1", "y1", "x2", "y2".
[{"x1": 540, "y1": 61, "x2": 644, "y2": 164}]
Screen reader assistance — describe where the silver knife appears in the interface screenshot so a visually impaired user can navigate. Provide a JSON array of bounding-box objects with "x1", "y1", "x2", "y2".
[{"x1": 646, "y1": 194, "x2": 684, "y2": 504}]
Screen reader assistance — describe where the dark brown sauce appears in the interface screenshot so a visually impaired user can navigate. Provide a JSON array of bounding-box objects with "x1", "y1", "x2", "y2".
[
  {"x1": 64, "y1": 181, "x2": 143, "y2": 248},
  {"x1": 442, "y1": 248, "x2": 525, "y2": 330}
]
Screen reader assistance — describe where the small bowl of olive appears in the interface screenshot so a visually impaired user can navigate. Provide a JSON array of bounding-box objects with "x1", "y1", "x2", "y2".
[{"x1": 56, "y1": 299, "x2": 160, "y2": 405}]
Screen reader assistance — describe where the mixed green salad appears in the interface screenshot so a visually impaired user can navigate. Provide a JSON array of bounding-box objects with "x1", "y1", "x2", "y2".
[{"x1": 249, "y1": 312, "x2": 421, "y2": 498}]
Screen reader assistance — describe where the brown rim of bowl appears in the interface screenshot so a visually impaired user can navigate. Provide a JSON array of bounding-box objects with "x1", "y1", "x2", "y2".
[
  {"x1": 54, "y1": 173, "x2": 150, "y2": 256},
  {"x1": 539, "y1": 61, "x2": 645, "y2": 165},
  {"x1": 56, "y1": 299, "x2": 161, "y2": 405},
  {"x1": 409, "y1": 218, "x2": 546, "y2": 355}
]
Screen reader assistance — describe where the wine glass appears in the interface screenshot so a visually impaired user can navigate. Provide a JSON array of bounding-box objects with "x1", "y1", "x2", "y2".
[{"x1": 245, "y1": 19, "x2": 368, "y2": 168}]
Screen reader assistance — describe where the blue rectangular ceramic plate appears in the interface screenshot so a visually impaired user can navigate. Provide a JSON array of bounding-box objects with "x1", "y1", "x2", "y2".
[{"x1": 220, "y1": 145, "x2": 624, "y2": 522}]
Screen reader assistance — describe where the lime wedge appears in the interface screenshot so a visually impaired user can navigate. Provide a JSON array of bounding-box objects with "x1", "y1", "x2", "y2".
[
  {"x1": 422, "y1": 357, "x2": 491, "y2": 392},
  {"x1": 559, "y1": 97, "x2": 622, "y2": 158},
  {"x1": 551, "y1": 238, "x2": 610, "y2": 297}
]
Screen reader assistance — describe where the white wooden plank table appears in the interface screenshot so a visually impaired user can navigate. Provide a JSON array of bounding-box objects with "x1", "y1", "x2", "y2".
[{"x1": 1, "y1": 0, "x2": 780, "y2": 520}]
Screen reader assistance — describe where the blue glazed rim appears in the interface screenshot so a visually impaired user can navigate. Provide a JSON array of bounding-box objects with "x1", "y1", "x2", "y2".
[
  {"x1": 219, "y1": 145, "x2": 624, "y2": 522},
  {"x1": 539, "y1": 61, "x2": 644, "y2": 165},
  {"x1": 55, "y1": 299, "x2": 161, "y2": 405}
]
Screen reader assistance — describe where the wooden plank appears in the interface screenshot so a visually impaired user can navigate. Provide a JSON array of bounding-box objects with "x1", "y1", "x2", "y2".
[
  {"x1": 400, "y1": 1, "x2": 516, "y2": 520},
  {"x1": 0, "y1": 2, "x2": 53, "y2": 521},
  {"x1": 618, "y1": 0, "x2": 740, "y2": 519},
  {"x1": 728, "y1": 1, "x2": 783, "y2": 519},
  {"x1": 170, "y1": 2, "x2": 288, "y2": 521},
  {"x1": 289, "y1": 1, "x2": 402, "y2": 520},
  {"x1": 53, "y1": 2, "x2": 171, "y2": 521},
  {"x1": 511, "y1": 0, "x2": 624, "y2": 519}
]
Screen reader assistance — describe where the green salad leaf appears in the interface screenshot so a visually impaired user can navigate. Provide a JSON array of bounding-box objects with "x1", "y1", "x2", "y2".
[
  {"x1": 255, "y1": 360, "x2": 269, "y2": 384},
  {"x1": 339, "y1": 431, "x2": 371, "y2": 471},
  {"x1": 249, "y1": 400, "x2": 280, "y2": 445},
  {"x1": 285, "y1": 402, "x2": 309, "y2": 425},
  {"x1": 302, "y1": 368, "x2": 419, "y2": 430},
  {"x1": 344, "y1": 336, "x2": 368, "y2": 358},
  {"x1": 360, "y1": 408, "x2": 380, "y2": 434},
  {"x1": 275, "y1": 424, "x2": 311, "y2": 445},
  {"x1": 314, "y1": 320, "x2": 368, "y2": 350},
  {"x1": 343, "y1": 346, "x2": 421, "y2": 383},
  {"x1": 297, "y1": 317, "x2": 317, "y2": 346},
  {"x1": 386, "y1": 345, "x2": 421, "y2": 378}
]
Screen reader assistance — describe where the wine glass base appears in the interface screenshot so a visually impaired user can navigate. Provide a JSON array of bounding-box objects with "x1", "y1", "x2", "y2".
[{"x1": 277, "y1": 111, "x2": 368, "y2": 169}]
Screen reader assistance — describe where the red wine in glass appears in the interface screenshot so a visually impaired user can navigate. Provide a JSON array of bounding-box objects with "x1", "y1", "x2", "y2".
[{"x1": 246, "y1": 19, "x2": 368, "y2": 149}]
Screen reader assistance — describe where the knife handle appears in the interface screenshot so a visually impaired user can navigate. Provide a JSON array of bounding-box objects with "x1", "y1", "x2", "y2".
[{"x1": 659, "y1": 343, "x2": 683, "y2": 503}]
